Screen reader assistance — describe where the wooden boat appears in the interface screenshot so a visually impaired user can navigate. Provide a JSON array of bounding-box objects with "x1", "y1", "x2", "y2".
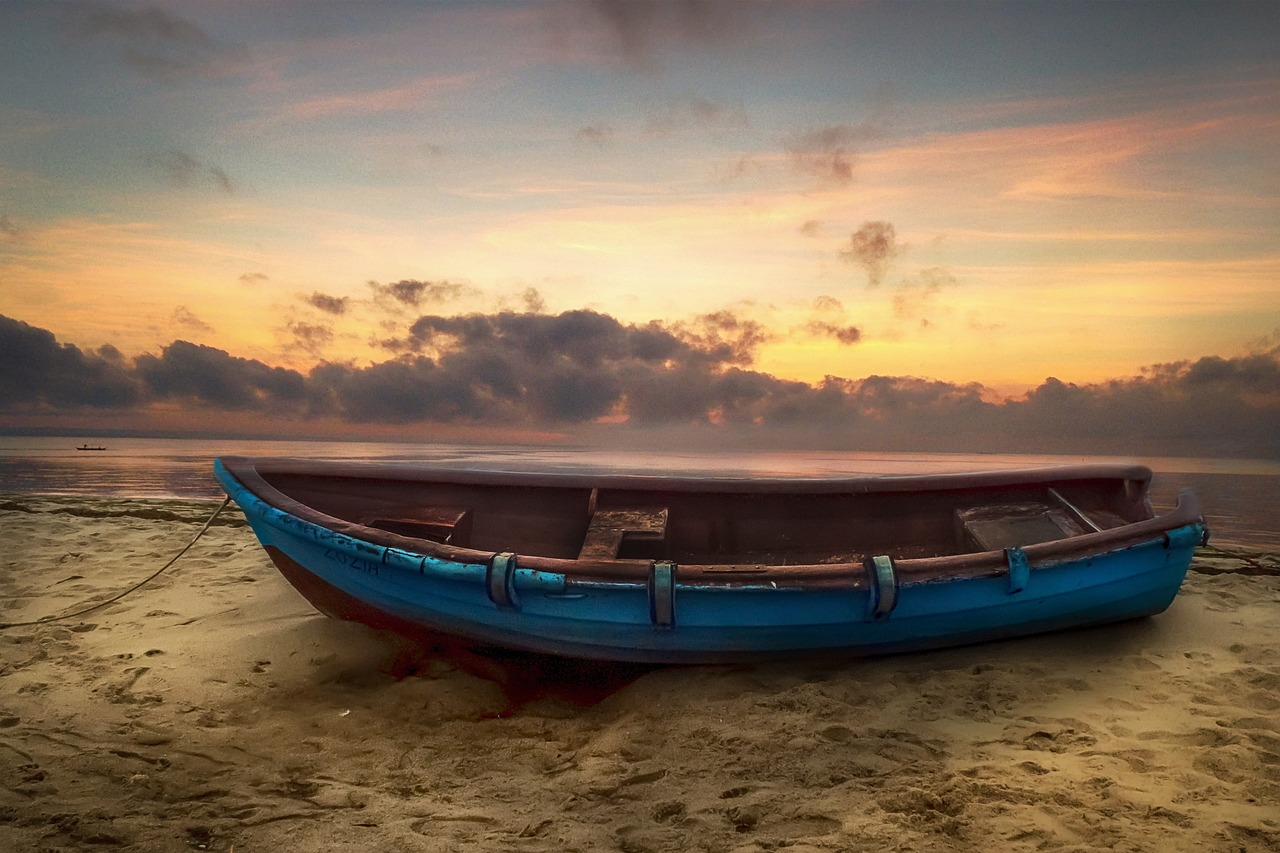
[{"x1": 214, "y1": 457, "x2": 1207, "y2": 663}]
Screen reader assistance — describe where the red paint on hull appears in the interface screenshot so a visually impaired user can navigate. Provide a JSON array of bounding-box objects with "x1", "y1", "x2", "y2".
[
  {"x1": 265, "y1": 545, "x2": 437, "y2": 639},
  {"x1": 262, "y1": 546, "x2": 653, "y2": 708}
]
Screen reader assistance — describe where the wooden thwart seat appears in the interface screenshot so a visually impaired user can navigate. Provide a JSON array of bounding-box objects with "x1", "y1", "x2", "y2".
[
  {"x1": 579, "y1": 507, "x2": 669, "y2": 560},
  {"x1": 955, "y1": 502, "x2": 1083, "y2": 552},
  {"x1": 363, "y1": 505, "x2": 472, "y2": 546}
]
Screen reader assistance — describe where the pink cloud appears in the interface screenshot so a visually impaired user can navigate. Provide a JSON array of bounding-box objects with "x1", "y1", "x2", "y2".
[{"x1": 281, "y1": 74, "x2": 476, "y2": 121}]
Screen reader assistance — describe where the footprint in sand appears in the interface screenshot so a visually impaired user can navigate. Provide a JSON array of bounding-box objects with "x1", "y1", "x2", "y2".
[
  {"x1": 1020, "y1": 725, "x2": 1098, "y2": 753},
  {"x1": 650, "y1": 801, "x2": 685, "y2": 823},
  {"x1": 719, "y1": 785, "x2": 754, "y2": 799}
]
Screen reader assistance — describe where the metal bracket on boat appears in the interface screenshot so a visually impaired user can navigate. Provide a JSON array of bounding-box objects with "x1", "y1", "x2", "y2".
[
  {"x1": 487, "y1": 552, "x2": 520, "y2": 611},
  {"x1": 648, "y1": 560, "x2": 677, "y2": 629},
  {"x1": 1005, "y1": 547, "x2": 1030, "y2": 594},
  {"x1": 865, "y1": 555, "x2": 897, "y2": 619},
  {"x1": 1163, "y1": 524, "x2": 1204, "y2": 551}
]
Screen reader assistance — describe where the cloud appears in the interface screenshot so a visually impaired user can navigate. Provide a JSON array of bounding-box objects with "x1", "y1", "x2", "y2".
[
  {"x1": 785, "y1": 123, "x2": 880, "y2": 186},
  {"x1": 1246, "y1": 327, "x2": 1280, "y2": 355},
  {"x1": 828, "y1": 374, "x2": 992, "y2": 426},
  {"x1": 149, "y1": 148, "x2": 236, "y2": 194},
  {"x1": 363, "y1": 313, "x2": 609, "y2": 421},
  {"x1": 279, "y1": 75, "x2": 474, "y2": 122},
  {"x1": 309, "y1": 357, "x2": 464, "y2": 423},
  {"x1": 61, "y1": 0, "x2": 244, "y2": 84},
  {"x1": 370, "y1": 309, "x2": 752, "y2": 422},
  {"x1": 840, "y1": 221, "x2": 902, "y2": 288},
  {"x1": 398, "y1": 309, "x2": 646, "y2": 363},
  {"x1": 804, "y1": 322, "x2": 862, "y2": 345},
  {"x1": 152, "y1": 148, "x2": 199, "y2": 186},
  {"x1": 671, "y1": 310, "x2": 773, "y2": 366},
  {"x1": 576, "y1": 123, "x2": 614, "y2": 148},
  {"x1": 172, "y1": 305, "x2": 213, "y2": 333},
  {"x1": 304, "y1": 292, "x2": 350, "y2": 316},
  {"x1": 369, "y1": 279, "x2": 477, "y2": 310},
  {"x1": 892, "y1": 267, "x2": 956, "y2": 322},
  {"x1": 644, "y1": 96, "x2": 749, "y2": 134},
  {"x1": 0, "y1": 215, "x2": 20, "y2": 239},
  {"x1": 1, "y1": 312, "x2": 1276, "y2": 457},
  {"x1": 800, "y1": 295, "x2": 861, "y2": 344},
  {"x1": 717, "y1": 154, "x2": 766, "y2": 182},
  {"x1": 585, "y1": 0, "x2": 750, "y2": 67},
  {"x1": 1155, "y1": 352, "x2": 1280, "y2": 395},
  {"x1": 1003, "y1": 356, "x2": 1280, "y2": 456},
  {"x1": 239, "y1": 272, "x2": 269, "y2": 286},
  {"x1": 133, "y1": 340, "x2": 308, "y2": 412},
  {"x1": 521, "y1": 287, "x2": 547, "y2": 313},
  {"x1": 781, "y1": 84, "x2": 895, "y2": 187},
  {"x1": 209, "y1": 166, "x2": 234, "y2": 195},
  {"x1": 576, "y1": 96, "x2": 746, "y2": 150},
  {"x1": 286, "y1": 321, "x2": 336, "y2": 359},
  {"x1": 0, "y1": 314, "x2": 141, "y2": 408}
]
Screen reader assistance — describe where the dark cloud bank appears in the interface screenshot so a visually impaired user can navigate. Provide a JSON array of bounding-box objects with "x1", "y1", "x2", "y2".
[
  {"x1": 60, "y1": 0, "x2": 245, "y2": 84},
  {"x1": 1, "y1": 312, "x2": 1276, "y2": 458}
]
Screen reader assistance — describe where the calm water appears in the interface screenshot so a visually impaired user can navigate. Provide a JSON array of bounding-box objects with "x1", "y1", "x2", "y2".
[{"x1": 0, "y1": 436, "x2": 1276, "y2": 549}]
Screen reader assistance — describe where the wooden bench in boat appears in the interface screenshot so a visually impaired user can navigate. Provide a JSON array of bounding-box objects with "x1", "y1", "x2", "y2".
[
  {"x1": 956, "y1": 503, "x2": 1083, "y2": 551},
  {"x1": 362, "y1": 505, "x2": 472, "y2": 546},
  {"x1": 579, "y1": 507, "x2": 669, "y2": 560},
  {"x1": 955, "y1": 488, "x2": 1122, "y2": 552}
]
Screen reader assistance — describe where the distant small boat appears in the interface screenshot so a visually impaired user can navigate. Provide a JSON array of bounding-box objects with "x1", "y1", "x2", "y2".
[
  {"x1": 76, "y1": 444, "x2": 107, "y2": 451},
  {"x1": 214, "y1": 457, "x2": 1207, "y2": 663}
]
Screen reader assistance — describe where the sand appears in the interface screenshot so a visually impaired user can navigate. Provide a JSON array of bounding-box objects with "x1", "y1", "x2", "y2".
[{"x1": 1, "y1": 495, "x2": 1278, "y2": 853}]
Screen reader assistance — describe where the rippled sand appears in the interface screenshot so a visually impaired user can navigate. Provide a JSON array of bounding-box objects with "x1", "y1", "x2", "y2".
[{"x1": 1, "y1": 496, "x2": 1277, "y2": 852}]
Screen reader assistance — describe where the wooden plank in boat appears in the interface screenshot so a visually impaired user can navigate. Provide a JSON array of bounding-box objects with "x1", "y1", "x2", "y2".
[
  {"x1": 362, "y1": 506, "x2": 473, "y2": 546},
  {"x1": 579, "y1": 507, "x2": 669, "y2": 560},
  {"x1": 956, "y1": 503, "x2": 1084, "y2": 552}
]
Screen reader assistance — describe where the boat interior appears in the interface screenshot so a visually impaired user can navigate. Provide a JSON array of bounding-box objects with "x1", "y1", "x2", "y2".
[{"x1": 252, "y1": 466, "x2": 1153, "y2": 567}]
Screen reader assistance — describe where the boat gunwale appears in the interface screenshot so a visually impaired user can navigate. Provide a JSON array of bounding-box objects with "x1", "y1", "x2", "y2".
[
  {"x1": 222, "y1": 454, "x2": 1156, "y2": 494},
  {"x1": 215, "y1": 456, "x2": 1203, "y2": 586}
]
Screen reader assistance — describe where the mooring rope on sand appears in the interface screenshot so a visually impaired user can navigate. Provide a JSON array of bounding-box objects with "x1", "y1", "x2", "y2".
[
  {"x1": 1187, "y1": 542, "x2": 1280, "y2": 576},
  {"x1": 0, "y1": 496, "x2": 231, "y2": 631}
]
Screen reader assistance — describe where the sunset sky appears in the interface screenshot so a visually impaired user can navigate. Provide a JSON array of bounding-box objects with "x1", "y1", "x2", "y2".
[{"x1": 1, "y1": 1, "x2": 1278, "y2": 452}]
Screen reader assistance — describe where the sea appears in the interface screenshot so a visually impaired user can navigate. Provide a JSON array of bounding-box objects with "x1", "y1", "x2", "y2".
[{"x1": 0, "y1": 436, "x2": 1276, "y2": 550}]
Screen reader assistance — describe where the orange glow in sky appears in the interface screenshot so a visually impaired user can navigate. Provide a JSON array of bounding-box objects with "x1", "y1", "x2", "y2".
[{"x1": 1, "y1": 1, "x2": 1278, "y2": 403}]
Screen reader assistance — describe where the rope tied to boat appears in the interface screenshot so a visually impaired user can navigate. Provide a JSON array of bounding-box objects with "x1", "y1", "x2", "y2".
[
  {"x1": 1188, "y1": 542, "x2": 1280, "y2": 576},
  {"x1": 0, "y1": 496, "x2": 231, "y2": 631}
]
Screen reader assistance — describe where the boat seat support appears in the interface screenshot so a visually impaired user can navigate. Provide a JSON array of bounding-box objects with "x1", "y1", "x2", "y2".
[
  {"x1": 649, "y1": 560, "x2": 677, "y2": 629},
  {"x1": 579, "y1": 507, "x2": 669, "y2": 560},
  {"x1": 487, "y1": 552, "x2": 519, "y2": 610},
  {"x1": 865, "y1": 555, "x2": 897, "y2": 619},
  {"x1": 1005, "y1": 547, "x2": 1030, "y2": 594}
]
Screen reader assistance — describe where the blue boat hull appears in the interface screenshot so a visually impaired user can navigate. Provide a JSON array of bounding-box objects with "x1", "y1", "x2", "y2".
[{"x1": 215, "y1": 459, "x2": 1205, "y2": 663}]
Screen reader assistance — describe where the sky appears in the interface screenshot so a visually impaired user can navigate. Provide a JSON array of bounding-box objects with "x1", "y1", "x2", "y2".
[{"x1": 1, "y1": 0, "x2": 1278, "y2": 455}]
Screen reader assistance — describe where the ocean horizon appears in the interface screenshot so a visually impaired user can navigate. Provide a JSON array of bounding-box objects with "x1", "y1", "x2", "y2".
[{"x1": 0, "y1": 435, "x2": 1275, "y2": 550}]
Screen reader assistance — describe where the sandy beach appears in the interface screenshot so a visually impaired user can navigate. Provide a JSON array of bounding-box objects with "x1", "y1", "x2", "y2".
[{"x1": 1, "y1": 495, "x2": 1278, "y2": 852}]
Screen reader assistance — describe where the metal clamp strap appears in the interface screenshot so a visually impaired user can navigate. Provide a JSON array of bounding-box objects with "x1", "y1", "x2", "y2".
[
  {"x1": 1005, "y1": 547, "x2": 1030, "y2": 594},
  {"x1": 866, "y1": 555, "x2": 897, "y2": 619},
  {"x1": 649, "y1": 560, "x2": 676, "y2": 629},
  {"x1": 487, "y1": 552, "x2": 519, "y2": 610},
  {"x1": 1164, "y1": 523, "x2": 1205, "y2": 551}
]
